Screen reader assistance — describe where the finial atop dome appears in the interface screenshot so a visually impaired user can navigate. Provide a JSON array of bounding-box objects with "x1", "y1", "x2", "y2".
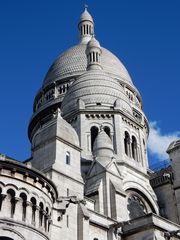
[
  {"x1": 86, "y1": 35, "x2": 102, "y2": 70},
  {"x1": 78, "y1": 7, "x2": 94, "y2": 44},
  {"x1": 84, "y1": 4, "x2": 89, "y2": 12}
]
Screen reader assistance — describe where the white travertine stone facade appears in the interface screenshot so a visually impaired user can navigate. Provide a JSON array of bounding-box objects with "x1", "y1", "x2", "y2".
[{"x1": 1, "y1": 6, "x2": 180, "y2": 240}]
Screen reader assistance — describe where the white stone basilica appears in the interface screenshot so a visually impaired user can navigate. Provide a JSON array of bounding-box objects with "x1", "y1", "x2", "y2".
[{"x1": 1, "y1": 7, "x2": 180, "y2": 240}]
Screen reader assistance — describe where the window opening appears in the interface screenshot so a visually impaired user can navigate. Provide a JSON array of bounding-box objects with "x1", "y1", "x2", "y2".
[
  {"x1": 66, "y1": 152, "x2": 70, "y2": 165},
  {"x1": 91, "y1": 126, "x2": 99, "y2": 151}
]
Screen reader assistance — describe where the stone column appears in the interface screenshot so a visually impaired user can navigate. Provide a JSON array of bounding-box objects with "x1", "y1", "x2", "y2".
[
  {"x1": 14, "y1": 197, "x2": 22, "y2": 221},
  {"x1": 2, "y1": 194, "x2": 12, "y2": 218},
  {"x1": 41, "y1": 210, "x2": 46, "y2": 231},
  {"x1": 35, "y1": 205, "x2": 40, "y2": 228},
  {"x1": 47, "y1": 217, "x2": 52, "y2": 232},
  {"x1": 128, "y1": 138, "x2": 131, "y2": 158},
  {"x1": 0, "y1": 194, "x2": 7, "y2": 217},
  {"x1": 26, "y1": 201, "x2": 33, "y2": 225},
  {"x1": 114, "y1": 114, "x2": 123, "y2": 157},
  {"x1": 78, "y1": 203, "x2": 89, "y2": 240}
]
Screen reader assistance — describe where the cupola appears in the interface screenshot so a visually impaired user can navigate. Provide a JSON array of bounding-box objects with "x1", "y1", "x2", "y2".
[
  {"x1": 78, "y1": 6, "x2": 94, "y2": 44},
  {"x1": 86, "y1": 36, "x2": 102, "y2": 70}
]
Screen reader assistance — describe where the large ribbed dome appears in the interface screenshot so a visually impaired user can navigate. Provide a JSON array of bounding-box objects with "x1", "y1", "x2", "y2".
[
  {"x1": 61, "y1": 69, "x2": 132, "y2": 116},
  {"x1": 43, "y1": 44, "x2": 132, "y2": 86}
]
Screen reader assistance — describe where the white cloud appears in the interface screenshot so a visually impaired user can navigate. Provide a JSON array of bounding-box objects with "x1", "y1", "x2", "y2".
[{"x1": 148, "y1": 121, "x2": 180, "y2": 161}]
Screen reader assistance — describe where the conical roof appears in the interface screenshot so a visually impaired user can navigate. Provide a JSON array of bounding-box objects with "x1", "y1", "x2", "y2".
[
  {"x1": 93, "y1": 128, "x2": 114, "y2": 156},
  {"x1": 79, "y1": 7, "x2": 94, "y2": 23}
]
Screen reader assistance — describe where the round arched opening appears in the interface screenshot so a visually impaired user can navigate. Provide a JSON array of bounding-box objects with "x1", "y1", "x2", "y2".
[
  {"x1": 91, "y1": 126, "x2": 99, "y2": 151},
  {"x1": 126, "y1": 188, "x2": 156, "y2": 220},
  {"x1": 104, "y1": 126, "x2": 110, "y2": 138}
]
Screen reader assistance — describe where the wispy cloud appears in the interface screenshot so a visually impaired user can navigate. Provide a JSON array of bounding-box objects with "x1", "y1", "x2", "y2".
[{"x1": 148, "y1": 121, "x2": 180, "y2": 161}]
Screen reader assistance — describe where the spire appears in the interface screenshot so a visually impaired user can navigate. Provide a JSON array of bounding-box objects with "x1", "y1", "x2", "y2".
[
  {"x1": 86, "y1": 35, "x2": 102, "y2": 70},
  {"x1": 78, "y1": 6, "x2": 94, "y2": 44}
]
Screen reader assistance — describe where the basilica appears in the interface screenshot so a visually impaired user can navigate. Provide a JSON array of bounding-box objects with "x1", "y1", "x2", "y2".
[{"x1": 1, "y1": 8, "x2": 180, "y2": 240}]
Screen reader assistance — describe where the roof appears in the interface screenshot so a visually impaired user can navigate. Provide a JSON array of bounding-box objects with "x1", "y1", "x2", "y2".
[
  {"x1": 79, "y1": 8, "x2": 94, "y2": 23},
  {"x1": 43, "y1": 44, "x2": 133, "y2": 86}
]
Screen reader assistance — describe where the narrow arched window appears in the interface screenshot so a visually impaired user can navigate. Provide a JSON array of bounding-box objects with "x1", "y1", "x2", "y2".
[
  {"x1": 91, "y1": 126, "x2": 99, "y2": 151},
  {"x1": 7, "y1": 189, "x2": 15, "y2": 218},
  {"x1": 0, "y1": 187, "x2": 2, "y2": 211},
  {"x1": 66, "y1": 152, "x2": 70, "y2": 165},
  {"x1": 93, "y1": 52, "x2": 95, "y2": 62},
  {"x1": 45, "y1": 207, "x2": 49, "y2": 231},
  {"x1": 132, "y1": 136, "x2": 138, "y2": 161},
  {"x1": 20, "y1": 193, "x2": 27, "y2": 221},
  {"x1": 90, "y1": 53, "x2": 92, "y2": 63},
  {"x1": 31, "y1": 197, "x2": 36, "y2": 223},
  {"x1": 39, "y1": 202, "x2": 44, "y2": 226},
  {"x1": 124, "y1": 131, "x2": 130, "y2": 156},
  {"x1": 104, "y1": 126, "x2": 110, "y2": 138}
]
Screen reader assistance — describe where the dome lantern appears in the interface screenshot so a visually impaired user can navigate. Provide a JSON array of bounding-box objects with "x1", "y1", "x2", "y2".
[
  {"x1": 86, "y1": 35, "x2": 102, "y2": 70},
  {"x1": 78, "y1": 6, "x2": 94, "y2": 44}
]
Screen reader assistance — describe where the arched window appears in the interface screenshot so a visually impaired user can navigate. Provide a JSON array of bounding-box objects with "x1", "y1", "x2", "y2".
[
  {"x1": 7, "y1": 189, "x2": 15, "y2": 218},
  {"x1": 126, "y1": 189, "x2": 156, "y2": 220},
  {"x1": 20, "y1": 192, "x2": 27, "y2": 221},
  {"x1": 66, "y1": 152, "x2": 70, "y2": 165},
  {"x1": 91, "y1": 126, "x2": 99, "y2": 151},
  {"x1": 104, "y1": 126, "x2": 110, "y2": 138},
  {"x1": 39, "y1": 202, "x2": 44, "y2": 227},
  {"x1": 31, "y1": 197, "x2": 36, "y2": 224},
  {"x1": 124, "y1": 131, "x2": 130, "y2": 156},
  {"x1": 132, "y1": 136, "x2": 138, "y2": 161},
  {"x1": 44, "y1": 207, "x2": 49, "y2": 231}
]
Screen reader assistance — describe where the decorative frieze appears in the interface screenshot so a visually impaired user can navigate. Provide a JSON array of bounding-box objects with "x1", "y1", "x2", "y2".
[
  {"x1": 85, "y1": 114, "x2": 112, "y2": 120},
  {"x1": 122, "y1": 116, "x2": 139, "y2": 130}
]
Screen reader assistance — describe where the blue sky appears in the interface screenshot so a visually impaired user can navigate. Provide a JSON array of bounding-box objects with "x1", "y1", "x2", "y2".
[{"x1": 0, "y1": 0, "x2": 180, "y2": 168}]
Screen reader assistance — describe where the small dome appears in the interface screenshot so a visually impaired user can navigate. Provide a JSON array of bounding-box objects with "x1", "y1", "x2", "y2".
[
  {"x1": 79, "y1": 8, "x2": 94, "y2": 23},
  {"x1": 167, "y1": 139, "x2": 180, "y2": 153},
  {"x1": 61, "y1": 69, "x2": 132, "y2": 116},
  {"x1": 56, "y1": 110, "x2": 79, "y2": 146},
  {"x1": 87, "y1": 36, "x2": 101, "y2": 49},
  {"x1": 93, "y1": 128, "x2": 114, "y2": 158}
]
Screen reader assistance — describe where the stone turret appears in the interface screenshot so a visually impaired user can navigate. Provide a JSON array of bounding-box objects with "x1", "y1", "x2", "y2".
[
  {"x1": 167, "y1": 139, "x2": 180, "y2": 186},
  {"x1": 93, "y1": 126, "x2": 114, "y2": 158},
  {"x1": 166, "y1": 139, "x2": 180, "y2": 223},
  {"x1": 78, "y1": 6, "x2": 94, "y2": 44},
  {"x1": 86, "y1": 35, "x2": 102, "y2": 70}
]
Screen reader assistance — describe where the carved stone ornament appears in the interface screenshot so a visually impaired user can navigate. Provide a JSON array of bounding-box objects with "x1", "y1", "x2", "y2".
[{"x1": 127, "y1": 195, "x2": 146, "y2": 219}]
